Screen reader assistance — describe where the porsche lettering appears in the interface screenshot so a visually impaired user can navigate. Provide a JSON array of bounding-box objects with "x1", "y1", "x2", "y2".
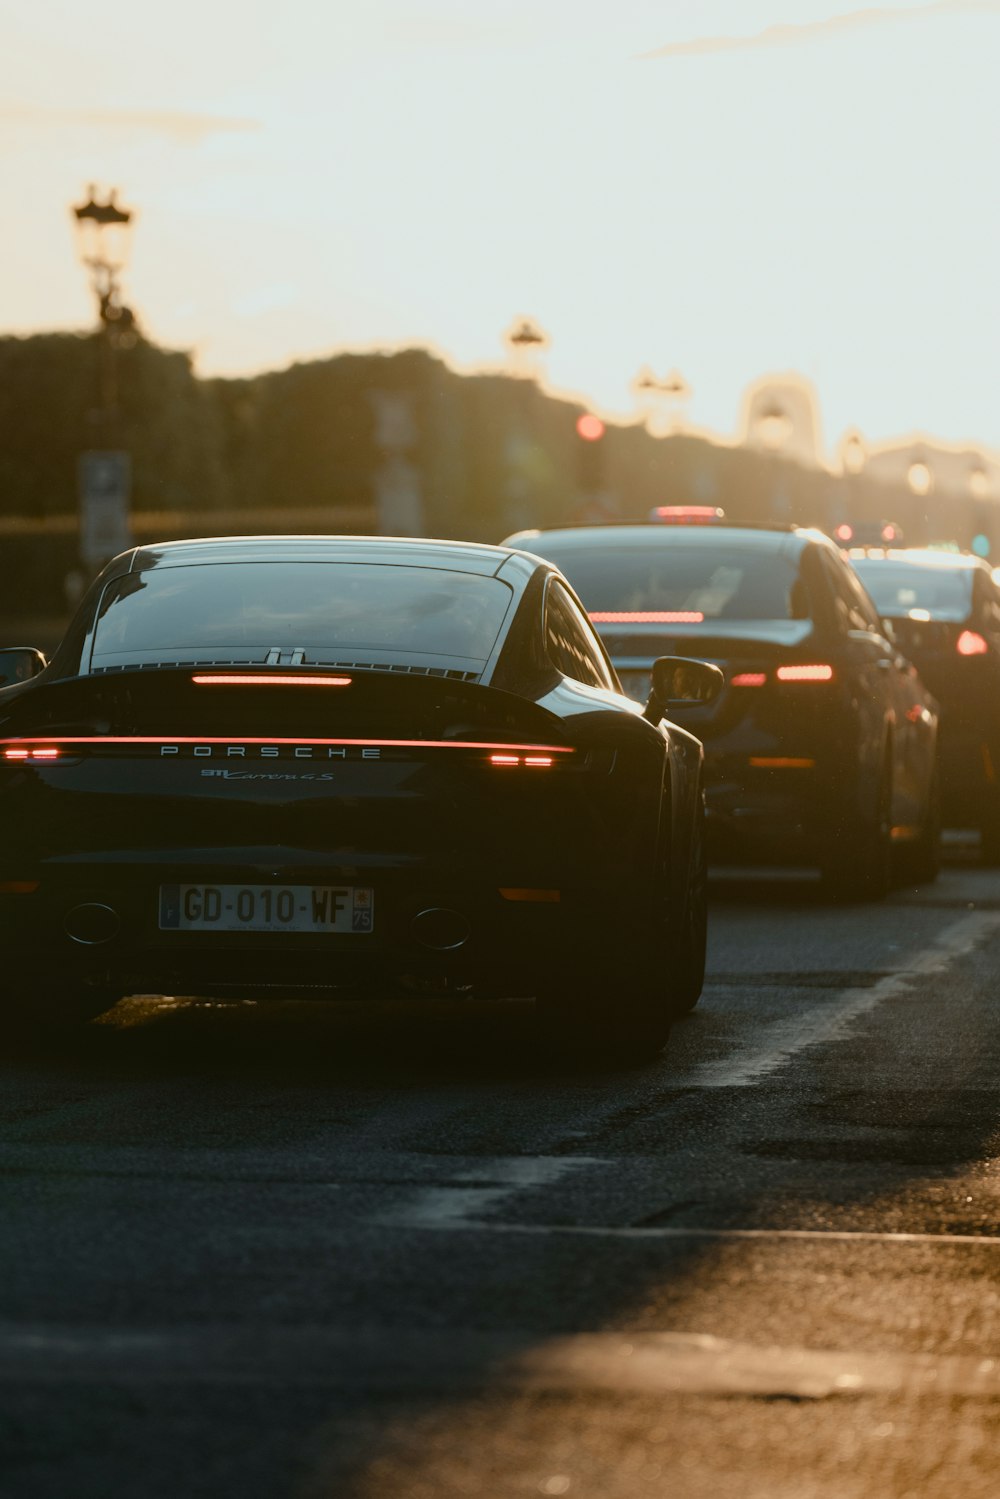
[{"x1": 159, "y1": 745, "x2": 382, "y2": 760}]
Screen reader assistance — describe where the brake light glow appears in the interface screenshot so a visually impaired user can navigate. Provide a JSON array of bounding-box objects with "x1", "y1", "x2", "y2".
[
  {"x1": 957, "y1": 630, "x2": 988, "y2": 656},
  {"x1": 775, "y1": 664, "x2": 834, "y2": 682},
  {"x1": 490, "y1": 753, "x2": 554, "y2": 768},
  {"x1": 3, "y1": 747, "x2": 59, "y2": 762},
  {"x1": 730, "y1": 672, "x2": 767, "y2": 687},
  {"x1": 589, "y1": 611, "x2": 704, "y2": 624},
  {"x1": 649, "y1": 506, "x2": 725, "y2": 525},
  {"x1": 191, "y1": 674, "x2": 352, "y2": 687}
]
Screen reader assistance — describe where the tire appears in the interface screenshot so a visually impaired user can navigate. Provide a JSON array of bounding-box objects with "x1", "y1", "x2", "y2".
[
  {"x1": 821, "y1": 758, "x2": 892, "y2": 902},
  {"x1": 667, "y1": 797, "x2": 708, "y2": 1016},
  {"x1": 895, "y1": 760, "x2": 941, "y2": 886}
]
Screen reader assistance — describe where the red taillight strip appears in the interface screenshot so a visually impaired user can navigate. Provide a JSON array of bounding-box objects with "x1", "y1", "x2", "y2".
[
  {"x1": 589, "y1": 611, "x2": 705, "y2": 624},
  {"x1": 490, "y1": 753, "x2": 555, "y2": 768},
  {"x1": 730, "y1": 672, "x2": 767, "y2": 687},
  {"x1": 191, "y1": 674, "x2": 352, "y2": 686},
  {"x1": 0, "y1": 735, "x2": 573, "y2": 754},
  {"x1": 3, "y1": 748, "x2": 59, "y2": 762},
  {"x1": 775, "y1": 664, "x2": 834, "y2": 682}
]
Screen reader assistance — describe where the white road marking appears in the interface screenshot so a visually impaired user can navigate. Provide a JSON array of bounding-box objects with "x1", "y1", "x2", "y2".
[
  {"x1": 379, "y1": 913, "x2": 1000, "y2": 1241},
  {"x1": 681, "y1": 910, "x2": 1000, "y2": 1088}
]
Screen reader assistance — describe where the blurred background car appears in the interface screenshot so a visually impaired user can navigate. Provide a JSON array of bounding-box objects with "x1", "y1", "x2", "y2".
[
  {"x1": 504, "y1": 519, "x2": 940, "y2": 900},
  {"x1": 850, "y1": 548, "x2": 1000, "y2": 861}
]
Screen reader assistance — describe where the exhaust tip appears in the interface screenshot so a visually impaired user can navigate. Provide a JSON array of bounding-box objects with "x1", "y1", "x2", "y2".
[
  {"x1": 65, "y1": 902, "x2": 120, "y2": 946},
  {"x1": 410, "y1": 907, "x2": 470, "y2": 952}
]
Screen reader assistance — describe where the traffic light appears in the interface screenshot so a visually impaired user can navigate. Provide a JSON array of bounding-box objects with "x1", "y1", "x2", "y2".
[{"x1": 575, "y1": 413, "x2": 606, "y2": 491}]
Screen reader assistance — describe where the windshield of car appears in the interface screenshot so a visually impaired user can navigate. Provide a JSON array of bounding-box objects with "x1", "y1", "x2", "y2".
[
  {"x1": 91, "y1": 563, "x2": 514, "y2": 667},
  {"x1": 530, "y1": 542, "x2": 805, "y2": 622},
  {"x1": 851, "y1": 561, "x2": 973, "y2": 621}
]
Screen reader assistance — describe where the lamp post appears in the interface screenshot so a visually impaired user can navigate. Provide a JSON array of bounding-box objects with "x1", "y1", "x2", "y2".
[{"x1": 70, "y1": 186, "x2": 137, "y2": 570}]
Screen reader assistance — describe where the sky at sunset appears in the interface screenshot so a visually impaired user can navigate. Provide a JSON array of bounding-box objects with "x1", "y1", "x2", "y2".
[{"x1": 2, "y1": 0, "x2": 999, "y2": 452}]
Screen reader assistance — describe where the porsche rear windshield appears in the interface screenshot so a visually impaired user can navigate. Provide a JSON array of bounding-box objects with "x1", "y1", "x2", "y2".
[
  {"x1": 851, "y1": 561, "x2": 973, "y2": 621},
  {"x1": 537, "y1": 543, "x2": 803, "y2": 620},
  {"x1": 91, "y1": 563, "x2": 513, "y2": 666}
]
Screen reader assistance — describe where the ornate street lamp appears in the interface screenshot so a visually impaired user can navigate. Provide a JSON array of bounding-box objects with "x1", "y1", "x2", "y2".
[
  {"x1": 71, "y1": 186, "x2": 138, "y2": 362},
  {"x1": 69, "y1": 186, "x2": 137, "y2": 569}
]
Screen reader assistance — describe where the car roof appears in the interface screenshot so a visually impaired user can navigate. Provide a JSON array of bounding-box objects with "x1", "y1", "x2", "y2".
[{"x1": 129, "y1": 535, "x2": 520, "y2": 578}]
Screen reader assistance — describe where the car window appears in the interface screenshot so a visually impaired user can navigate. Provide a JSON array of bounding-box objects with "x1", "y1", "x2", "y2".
[
  {"x1": 852, "y1": 560, "x2": 973, "y2": 622},
  {"x1": 821, "y1": 551, "x2": 884, "y2": 634},
  {"x1": 533, "y1": 541, "x2": 804, "y2": 622},
  {"x1": 91, "y1": 562, "x2": 514, "y2": 666},
  {"x1": 545, "y1": 578, "x2": 616, "y2": 689}
]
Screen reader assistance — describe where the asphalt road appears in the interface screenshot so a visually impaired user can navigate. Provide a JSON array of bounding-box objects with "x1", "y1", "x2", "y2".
[{"x1": 4, "y1": 846, "x2": 1000, "y2": 1498}]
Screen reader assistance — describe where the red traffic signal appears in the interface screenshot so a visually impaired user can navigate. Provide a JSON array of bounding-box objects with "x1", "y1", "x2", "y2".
[{"x1": 576, "y1": 414, "x2": 605, "y2": 442}]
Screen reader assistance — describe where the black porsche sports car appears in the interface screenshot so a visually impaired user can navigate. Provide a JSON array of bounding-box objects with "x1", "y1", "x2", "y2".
[{"x1": 0, "y1": 536, "x2": 721, "y2": 1055}]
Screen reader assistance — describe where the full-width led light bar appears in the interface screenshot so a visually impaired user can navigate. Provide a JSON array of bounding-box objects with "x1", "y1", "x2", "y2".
[
  {"x1": 0, "y1": 736, "x2": 573, "y2": 755},
  {"x1": 191, "y1": 674, "x2": 352, "y2": 687}
]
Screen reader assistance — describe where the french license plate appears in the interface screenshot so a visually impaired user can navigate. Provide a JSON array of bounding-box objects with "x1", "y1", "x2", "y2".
[{"x1": 159, "y1": 884, "x2": 374, "y2": 934}]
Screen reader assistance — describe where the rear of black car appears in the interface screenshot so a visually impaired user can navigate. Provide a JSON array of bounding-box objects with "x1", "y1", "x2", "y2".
[
  {"x1": 0, "y1": 546, "x2": 666, "y2": 1013},
  {"x1": 508, "y1": 525, "x2": 908, "y2": 878},
  {"x1": 852, "y1": 551, "x2": 1000, "y2": 851}
]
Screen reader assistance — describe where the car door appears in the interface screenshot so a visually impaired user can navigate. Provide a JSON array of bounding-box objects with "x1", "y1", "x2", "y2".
[{"x1": 823, "y1": 547, "x2": 934, "y2": 832}]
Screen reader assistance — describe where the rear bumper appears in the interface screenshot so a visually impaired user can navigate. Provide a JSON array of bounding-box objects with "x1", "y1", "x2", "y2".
[
  {"x1": 0, "y1": 863, "x2": 657, "y2": 1001},
  {"x1": 703, "y1": 758, "x2": 860, "y2": 866}
]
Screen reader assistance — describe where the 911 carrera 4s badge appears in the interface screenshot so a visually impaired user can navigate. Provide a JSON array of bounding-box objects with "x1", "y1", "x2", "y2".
[{"x1": 159, "y1": 884, "x2": 375, "y2": 934}]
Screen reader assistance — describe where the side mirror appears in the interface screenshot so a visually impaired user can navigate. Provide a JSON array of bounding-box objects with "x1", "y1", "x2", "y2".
[
  {"x1": 643, "y1": 656, "x2": 724, "y2": 722},
  {"x1": 0, "y1": 648, "x2": 47, "y2": 688}
]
